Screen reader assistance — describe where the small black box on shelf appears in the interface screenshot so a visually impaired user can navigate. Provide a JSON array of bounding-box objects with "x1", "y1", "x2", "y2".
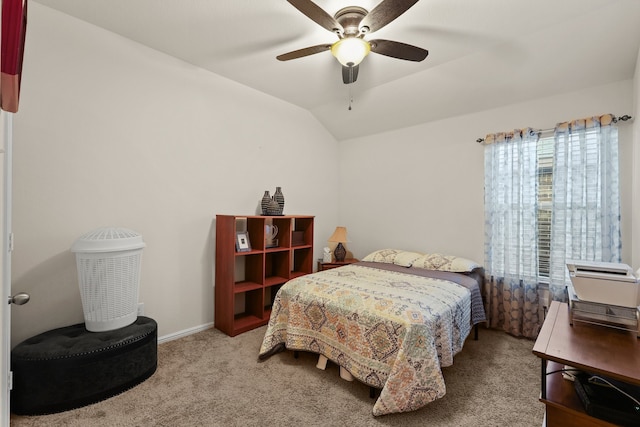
[{"x1": 574, "y1": 373, "x2": 640, "y2": 427}]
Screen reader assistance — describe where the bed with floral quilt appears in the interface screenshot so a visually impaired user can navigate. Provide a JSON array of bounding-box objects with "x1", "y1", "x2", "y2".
[{"x1": 258, "y1": 249, "x2": 487, "y2": 416}]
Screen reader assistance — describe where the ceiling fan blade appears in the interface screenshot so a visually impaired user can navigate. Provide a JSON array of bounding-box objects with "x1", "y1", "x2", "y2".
[
  {"x1": 370, "y1": 39, "x2": 428, "y2": 61},
  {"x1": 286, "y1": 0, "x2": 344, "y2": 34},
  {"x1": 276, "y1": 44, "x2": 332, "y2": 61},
  {"x1": 342, "y1": 65, "x2": 359, "y2": 84},
  {"x1": 360, "y1": 0, "x2": 421, "y2": 34}
]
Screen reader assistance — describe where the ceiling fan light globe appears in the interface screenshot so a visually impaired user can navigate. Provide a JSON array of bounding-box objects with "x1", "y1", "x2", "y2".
[{"x1": 331, "y1": 37, "x2": 371, "y2": 67}]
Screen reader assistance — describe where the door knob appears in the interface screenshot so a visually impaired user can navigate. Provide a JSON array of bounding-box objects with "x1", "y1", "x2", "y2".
[{"x1": 8, "y1": 292, "x2": 30, "y2": 305}]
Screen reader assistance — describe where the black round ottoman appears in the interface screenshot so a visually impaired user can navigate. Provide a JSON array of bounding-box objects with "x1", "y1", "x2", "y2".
[{"x1": 11, "y1": 316, "x2": 157, "y2": 415}]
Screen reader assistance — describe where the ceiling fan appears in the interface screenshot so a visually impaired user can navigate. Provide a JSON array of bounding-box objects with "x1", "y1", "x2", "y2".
[{"x1": 277, "y1": 0, "x2": 429, "y2": 84}]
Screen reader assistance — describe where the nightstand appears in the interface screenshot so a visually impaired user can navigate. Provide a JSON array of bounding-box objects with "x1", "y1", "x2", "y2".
[{"x1": 317, "y1": 258, "x2": 359, "y2": 272}]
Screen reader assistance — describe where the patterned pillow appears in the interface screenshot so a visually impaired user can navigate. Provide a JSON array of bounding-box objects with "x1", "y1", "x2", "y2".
[
  {"x1": 362, "y1": 249, "x2": 423, "y2": 267},
  {"x1": 392, "y1": 251, "x2": 423, "y2": 267},
  {"x1": 412, "y1": 253, "x2": 480, "y2": 272},
  {"x1": 362, "y1": 249, "x2": 403, "y2": 264}
]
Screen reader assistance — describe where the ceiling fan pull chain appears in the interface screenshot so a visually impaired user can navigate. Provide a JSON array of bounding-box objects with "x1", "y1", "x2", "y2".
[{"x1": 348, "y1": 85, "x2": 353, "y2": 111}]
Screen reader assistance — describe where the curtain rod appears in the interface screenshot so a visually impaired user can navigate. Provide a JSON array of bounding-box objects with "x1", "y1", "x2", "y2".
[{"x1": 476, "y1": 114, "x2": 633, "y2": 144}]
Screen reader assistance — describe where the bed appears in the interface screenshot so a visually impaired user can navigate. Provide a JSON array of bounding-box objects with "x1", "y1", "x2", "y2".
[{"x1": 258, "y1": 249, "x2": 487, "y2": 416}]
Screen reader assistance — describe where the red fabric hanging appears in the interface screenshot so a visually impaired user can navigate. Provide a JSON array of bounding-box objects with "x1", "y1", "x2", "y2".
[{"x1": 1, "y1": 0, "x2": 27, "y2": 113}]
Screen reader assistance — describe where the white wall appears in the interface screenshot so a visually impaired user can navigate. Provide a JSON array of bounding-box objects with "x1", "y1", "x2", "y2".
[
  {"x1": 10, "y1": 4, "x2": 340, "y2": 346},
  {"x1": 339, "y1": 80, "x2": 635, "y2": 267},
  {"x1": 633, "y1": 46, "x2": 640, "y2": 270}
]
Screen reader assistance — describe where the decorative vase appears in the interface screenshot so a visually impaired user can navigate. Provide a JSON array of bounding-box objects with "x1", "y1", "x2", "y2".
[
  {"x1": 274, "y1": 187, "x2": 285, "y2": 215},
  {"x1": 261, "y1": 191, "x2": 271, "y2": 216},
  {"x1": 266, "y1": 198, "x2": 281, "y2": 216},
  {"x1": 334, "y1": 243, "x2": 347, "y2": 262}
]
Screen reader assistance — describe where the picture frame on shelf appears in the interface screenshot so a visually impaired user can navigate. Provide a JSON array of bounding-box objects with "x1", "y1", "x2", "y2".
[{"x1": 235, "y1": 231, "x2": 251, "y2": 252}]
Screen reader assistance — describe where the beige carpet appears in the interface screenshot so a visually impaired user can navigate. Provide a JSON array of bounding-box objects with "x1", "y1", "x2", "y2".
[{"x1": 10, "y1": 325, "x2": 544, "y2": 426}]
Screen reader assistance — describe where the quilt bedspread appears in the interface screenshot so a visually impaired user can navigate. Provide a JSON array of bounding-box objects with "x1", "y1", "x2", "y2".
[{"x1": 258, "y1": 263, "x2": 481, "y2": 416}]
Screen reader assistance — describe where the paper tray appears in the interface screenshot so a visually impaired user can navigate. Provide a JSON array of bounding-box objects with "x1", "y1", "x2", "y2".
[{"x1": 570, "y1": 274, "x2": 640, "y2": 308}]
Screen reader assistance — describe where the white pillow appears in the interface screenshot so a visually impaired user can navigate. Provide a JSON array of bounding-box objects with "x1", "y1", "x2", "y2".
[{"x1": 411, "y1": 253, "x2": 480, "y2": 272}]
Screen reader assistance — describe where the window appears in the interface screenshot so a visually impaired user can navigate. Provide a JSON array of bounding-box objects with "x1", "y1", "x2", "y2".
[
  {"x1": 536, "y1": 123, "x2": 620, "y2": 282},
  {"x1": 536, "y1": 136, "x2": 553, "y2": 279}
]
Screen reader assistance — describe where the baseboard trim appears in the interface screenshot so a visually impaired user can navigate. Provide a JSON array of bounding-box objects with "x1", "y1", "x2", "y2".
[{"x1": 157, "y1": 322, "x2": 214, "y2": 344}]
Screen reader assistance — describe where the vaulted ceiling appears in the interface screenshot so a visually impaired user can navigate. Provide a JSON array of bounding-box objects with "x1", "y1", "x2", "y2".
[{"x1": 33, "y1": 0, "x2": 640, "y2": 140}]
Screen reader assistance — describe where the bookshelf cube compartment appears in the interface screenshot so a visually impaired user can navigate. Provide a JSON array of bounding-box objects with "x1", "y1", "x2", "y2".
[
  {"x1": 234, "y1": 253, "x2": 264, "y2": 288},
  {"x1": 246, "y1": 218, "x2": 266, "y2": 251},
  {"x1": 233, "y1": 289, "x2": 263, "y2": 333},
  {"x1": 271, "y1": 217, "x2": 291, "y2": 248},
  {"x1": 292, "y1": 247, "x2": 312, "y2": 278},
  {"x1": 264, "y1": 283, "x2": 284, "y2": 313},
  {"x1": 292, "y1": 217, "x2": 314, "y2": 247},
  {"x1": 265, "y1": 251, "x2": 290, "y2": 286}
]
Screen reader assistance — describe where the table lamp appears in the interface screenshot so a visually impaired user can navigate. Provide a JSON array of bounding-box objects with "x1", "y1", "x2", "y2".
[{"x1": 328, "y1": 226, "x2": 349, "y2": 262}]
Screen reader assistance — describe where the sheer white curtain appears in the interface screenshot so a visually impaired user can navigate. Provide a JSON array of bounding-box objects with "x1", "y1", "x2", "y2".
[
  {"x1": 548, "y1": 115, "x2": 621, "y2": 301},
  {"x1": 484, "y1": 129, "x2": 541, "y2": 338}
]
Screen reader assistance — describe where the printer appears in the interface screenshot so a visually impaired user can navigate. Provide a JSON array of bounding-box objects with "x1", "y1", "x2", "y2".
[
  {"x1": 566, "y1": 260, "x2": 640, "y2": 337},
  {"x1": 566, "y1": 260, "x2": 640, "y2": 308}
]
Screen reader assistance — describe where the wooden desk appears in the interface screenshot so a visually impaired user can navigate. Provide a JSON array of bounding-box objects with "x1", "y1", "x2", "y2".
[{"x1": 533, "y1": 301, "x2": 640, "y2": 426}]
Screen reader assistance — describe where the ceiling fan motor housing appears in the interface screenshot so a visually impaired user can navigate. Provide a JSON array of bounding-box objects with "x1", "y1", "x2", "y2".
[{"x1": 334, "y1": 6, "x2": 368, "y2": 36}]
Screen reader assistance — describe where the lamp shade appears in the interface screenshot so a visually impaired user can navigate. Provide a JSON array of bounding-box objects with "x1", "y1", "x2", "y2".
[
  {"x1": 331, "y1": 38, "x2": 370, "y2": 67},
  {"x1": 328, "y1": 226, "x2": 348, "y2": 243}
]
